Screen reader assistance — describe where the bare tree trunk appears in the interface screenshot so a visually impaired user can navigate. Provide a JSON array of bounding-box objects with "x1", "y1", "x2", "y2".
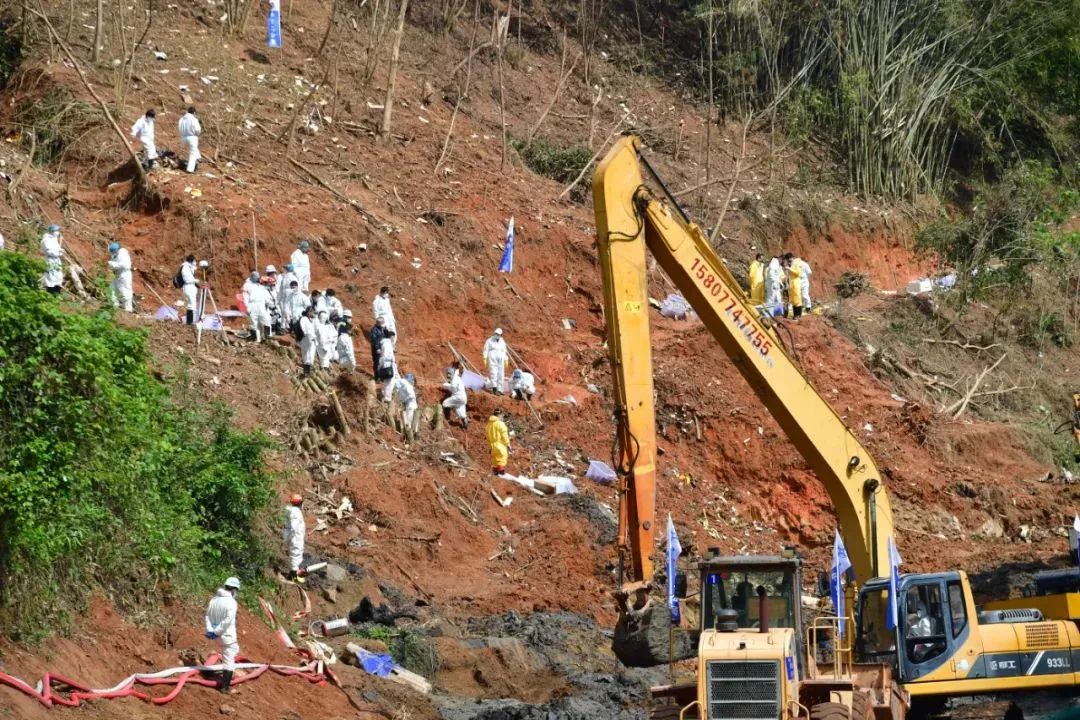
[
  {"x1": 316, "y1": 0, "x2": 339, "y2": 58},
  {"x1": 434, "y1": 0, "x2": 480, "y2": 174},
  {"x1": 524, "y1": 33, "x2": 579, "y2": 149},
  {"x1": 31, "y1": 2, "x2": 146, "y2": 189},
  {"x1": 379, "y1": 0, "x2": 409, "y2": 141},
  {"x1": 708, "y1": 114, "x2": 752, "y2": 243},
  {"x1": 705, "y1": 0, "x2": 713, "y2": 182},
  {"x1": 496, "y1": 4, "x2": 509, "y2": 170},
  {"x1": 92, "y1": 0, "x2": 103, "y2": 62}
]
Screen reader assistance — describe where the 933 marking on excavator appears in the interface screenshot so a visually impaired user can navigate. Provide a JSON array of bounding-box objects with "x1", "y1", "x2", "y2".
[{"x1": 689, "y1": 257, "x2": 774, "y2": 368}]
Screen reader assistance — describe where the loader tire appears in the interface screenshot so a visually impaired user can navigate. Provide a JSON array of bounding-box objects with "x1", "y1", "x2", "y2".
[
  {"x1": 850, "y1": 691, "x2": 873, "y2": 720},
  {"x1": 810, "y1": 702, "x2": 851, "y2": 720}
]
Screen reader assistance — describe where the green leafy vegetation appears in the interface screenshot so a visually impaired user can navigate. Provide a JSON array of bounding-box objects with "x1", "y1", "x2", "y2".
[
  {"x1": 512, "y1": 136, "x2": 592, "y2": 186},
  {"x1": 0, "y1": 251, "x2": 275, "y2": 638},
  {"x1": 916, "y1": 161, "x2": 1080, "y2": 331},
  {"x1": 600, "y1": 0, "x2": 1079, "y2": 200},
  {"x1": 0, "y1": 15, "x2": 22, "y2": 89}
]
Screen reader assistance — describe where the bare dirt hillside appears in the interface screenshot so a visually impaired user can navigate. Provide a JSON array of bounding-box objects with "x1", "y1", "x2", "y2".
[{"x1": 2, "y1": 1, "x2": 1079, "y2": 717}]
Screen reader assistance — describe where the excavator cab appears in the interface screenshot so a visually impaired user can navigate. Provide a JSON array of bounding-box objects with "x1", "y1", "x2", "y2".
[
  {"x1": 699, "y1": 555, "x2": 801, "y2": 634},
  {"x1": 856, "y1": 570, "x2": 1080, "y2": 702}
]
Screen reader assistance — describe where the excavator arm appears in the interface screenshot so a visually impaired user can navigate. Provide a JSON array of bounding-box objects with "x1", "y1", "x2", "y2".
[{"x1": 594, "y1": 135, "x2": 894, "y2": 604}]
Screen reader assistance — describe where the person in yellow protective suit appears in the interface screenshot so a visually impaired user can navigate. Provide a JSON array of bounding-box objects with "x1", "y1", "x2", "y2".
[
  {"x1": 784, "y1": 253, "x2": 804, "y2": 319},
  {"x1": 486, "y1": 409, "x2": 509, "y2": 475},
  {"x1": 748, "y1": 252, "x2": 765, "y2": 305}
]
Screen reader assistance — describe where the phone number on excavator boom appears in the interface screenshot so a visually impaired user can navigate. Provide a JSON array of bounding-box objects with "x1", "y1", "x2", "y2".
[{"x1": 690, "y1": 256, "x2": 775, "y2": 369}]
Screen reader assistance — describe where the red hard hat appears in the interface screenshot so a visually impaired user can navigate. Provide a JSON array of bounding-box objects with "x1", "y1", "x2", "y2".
[{"x1": 289, "y1": 493, "x2": 303, "y2": 506}]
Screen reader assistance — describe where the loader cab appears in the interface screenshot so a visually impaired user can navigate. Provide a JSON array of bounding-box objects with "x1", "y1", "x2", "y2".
[
  {"x1": 855, "y1": 571, "x2": 975, "y2": 683},
  {"x1": 698, "y1": 555, "x2": 803, "y2": 635}
]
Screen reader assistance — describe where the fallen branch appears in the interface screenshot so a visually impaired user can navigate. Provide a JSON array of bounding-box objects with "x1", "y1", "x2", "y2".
[
  {"x1": 946, "y1": 353, "x2": 1008, "y2": 419},
  {"x1": 964, "y1": 383, "x2": 1035, "y2": 401},
  {"x1": 391, "y1": 561, "x2": 433, "y2": 600},
  {"x1": 288, "y1": 157, "x2": 373, "y2": 220},
  {"x1": 389, "y1": 533, "x2": 441, "y2": 544},
  {"x1": 448, "y1": 40, "x2": 493, "y2": 78},
  {"x1": 921, "y1": 338, "x2": 1002, "y2": 352},
  {"x1": 672, "y1": 153, "x2": 770, "y2": 199}
]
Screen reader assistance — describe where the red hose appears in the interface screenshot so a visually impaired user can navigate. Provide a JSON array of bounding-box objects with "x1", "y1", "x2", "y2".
[{"x1": 0, "y1": 653, "x2": 328, "y2": 709}]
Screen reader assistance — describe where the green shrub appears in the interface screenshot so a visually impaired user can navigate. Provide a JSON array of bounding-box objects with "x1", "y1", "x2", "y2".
[
  {"x1": 0, "y1": 251, "x2": 275, "y2": 637},
  {"x1": 916, "y1": 161, "x2": 1077, "y2": 305},
  {"x1": 512, "y1": 136, "x2": 592, "y2": 186},
  {"x1": 1016, "y1": 309, "x2": 1074, "y2": 350}
]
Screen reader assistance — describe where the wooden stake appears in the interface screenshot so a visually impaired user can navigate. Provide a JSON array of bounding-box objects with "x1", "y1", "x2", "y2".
[{"x1": 251, "y1": 210, "x2": 258, "y2": 270}]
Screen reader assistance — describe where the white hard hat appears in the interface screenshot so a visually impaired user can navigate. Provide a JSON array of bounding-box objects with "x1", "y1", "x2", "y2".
[
  {"x1": 343, "y1": 309, "x2": 353, "y2": 318},
  {"x1": 494, "y1": 328, "x2": 503, "y2": 336},
  {"x1": 224, "y1": 576, "x2": 241, "y2": 590},
  {"x1": 265, "y1": 264, "x2": 277, "y2": 274}
]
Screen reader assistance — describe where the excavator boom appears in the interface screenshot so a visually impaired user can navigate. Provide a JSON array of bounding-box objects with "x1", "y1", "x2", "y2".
[{"x1": 593, "y1": 136, "x2": 894, "y2": 594}]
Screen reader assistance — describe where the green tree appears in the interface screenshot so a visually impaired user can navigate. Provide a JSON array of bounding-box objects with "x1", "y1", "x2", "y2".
[{"x1": 0, "y1": 251, "x2": 274, "y2": 637}]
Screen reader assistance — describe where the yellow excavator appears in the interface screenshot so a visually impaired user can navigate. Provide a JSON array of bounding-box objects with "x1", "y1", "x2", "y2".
[{"x1": 592, "y1": 135, "x2": 1080, "y2": 719}]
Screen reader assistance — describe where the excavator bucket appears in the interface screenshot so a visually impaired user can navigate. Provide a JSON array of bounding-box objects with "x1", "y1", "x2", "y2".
[{"x1": 613, "y1": 604, "x2": 698, "y2": 667}]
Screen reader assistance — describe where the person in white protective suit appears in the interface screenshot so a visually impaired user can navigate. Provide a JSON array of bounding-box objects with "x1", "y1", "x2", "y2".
[
  {"x1": 278, "y1": 263, "x2": 298, "y2": 308},
  {"x1": 372, "y1": 286, "x2": 397, "y2": 346},
  {"x1": 247, "y1": 277, "x2": 275, "y2": 342},
  {"x1": 509, "y1": 368, "x2": 535, "y2": 400},
  {"x1": 441, "y1": 363, "x2": 469, "y2": 429},
  {"x1": 482, "y1": 328, "x2": 509, "y2": 395},
  {"x1": 264, "y1": 266, "x2": 282, "y2": 333},
  {"x1": 310, "y1": 290, "x2": 327, "y2": 316},
  {"x1": 387, "y1": 372, "x2": 419, "y2": 439},
  {"x1": 283, "y1": 280, "x2": 309, "y2": 327},
  {"x1": 180, "y1": 255, "x2": 200, "y2": 324},
  {"x1": 796, "y1": 256, "x2": 813, "y2": 310},
  {"x1": 241, "y1": 271, "x2": 260, "y2": 308},
  {"x1": 283, "y1": 494, "x2": 306, "y2": 582},
  {"x1": 377, "y1": 333, "x2": 396, "y2": 383},
  {"x1": 130, "y1": 109, "x2": 157, "y2": 168},
  {"x1": 335, "y1": 324, "x2": 357, "y2": 371},
  {"x1": 290, "y1": 240, "x2": 312, "y2": 292},
  {"x1": 316, "y1": 311, "x2": 338, "y2": 369},
  {"x1": 204, "y1": 576, "x2": 241, "y2": 694},
  {"x1": 324, "y1": 288, "x2": 344, "y2": 319},
  {"x1": 298, "y1": 306, "x2": 318, "y2": 377},
  {"x1": 107, "y1": 242, "x2": 133, "y2": 312},
  {"x1": 40, "y1": 224, "x2": 64, "y2": 294},
  {"x1": 765, "y1": 255, "x2": 784, "y2": 316},
  {"x1": 178, "y1": 106, "x2": 202, "y2": 174}
]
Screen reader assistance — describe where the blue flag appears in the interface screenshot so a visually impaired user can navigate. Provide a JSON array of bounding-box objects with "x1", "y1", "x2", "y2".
[
  {"x1": 831, "y1": 530, "x2": 852, "y2": 638},
  {"x1": 666, "y1": 514, "x2": 682, "y2": 624},
  {"x1": 498, "y1": 216, "x2": 514, "y2": 273},
  {"x1": 267, "y1": 7, "x2": 282, "y2": 48},
  {"x1": 1073, "y1": 515, "x2": 1080, "y2": 568},
  {"x1": 886, "y1": 536, "x2": 903, "y2": 630}
]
